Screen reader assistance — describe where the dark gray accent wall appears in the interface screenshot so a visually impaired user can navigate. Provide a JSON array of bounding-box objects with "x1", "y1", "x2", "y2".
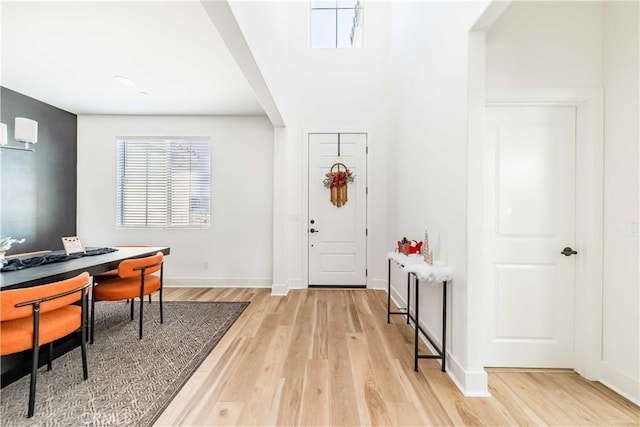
[{"x1": 1, "y1": 87, "x2": 77, "y2": 254}]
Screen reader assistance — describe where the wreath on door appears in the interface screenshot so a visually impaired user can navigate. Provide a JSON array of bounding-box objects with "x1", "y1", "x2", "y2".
[{"x1": 323, "y1": 162, "x2": 355, "y2": 208}]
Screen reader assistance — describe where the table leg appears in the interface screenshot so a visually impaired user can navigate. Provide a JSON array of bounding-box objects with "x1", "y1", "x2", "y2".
[
  {"x1": 414, "y1": 275, "x2": 419, "y2": 372},
  {"x1": 407, "y1": 273, "x2": 411, "y2": 324},
  {"x1": 387, "y1": 259, "x2": 391, "y2": 324},
  {"x1": 442, "y1": 280, "x2": 447, "y2": 372}
]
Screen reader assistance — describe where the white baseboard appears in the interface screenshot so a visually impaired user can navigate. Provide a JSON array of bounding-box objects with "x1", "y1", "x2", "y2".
[
  {"x1": 600, "y1": 361, "x2": 640, "y2": 405},
  {"x1": 389, "y1": 289, "x2": 489, "y2": 397},
  {"x1": 271, "y1": 283, "x2": 289, "y2": 296},
  {"x1": 446, "y1": 354, "x2": 490, "y2": 397},
  {"x1": 164, "y1": 277, "x2": 271, "y2": 288},
  {"x1": 287, "y1": 279, "x2": 304, "y2": 289},
  {"x1": 370, "y1": 279, "x2": 387, "y2": 290}
]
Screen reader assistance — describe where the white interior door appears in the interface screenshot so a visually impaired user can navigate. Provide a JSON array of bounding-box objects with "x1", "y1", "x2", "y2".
[
  {"x1": 308, "y1": 133, "x2": 367, "y2": 286},
  {"x1": 484, "y1": 106, "x2": 577, "y2": 368}
]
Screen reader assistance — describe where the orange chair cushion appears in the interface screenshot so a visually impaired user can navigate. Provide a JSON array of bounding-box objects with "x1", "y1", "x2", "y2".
[
  {"x1": 93, "y1": 269, "x2": 118, "y2": 284},
  {"x1": 0, "y1": 305, "x2": 82, "y2": 355},
  {"x1": 0, "y1": 272, "x2": 89, "y2": 322},
  {"x1": 118, "y1": 252, "x2": 163, "y2": 279},
  {"x1": 92, "y1": 275, "x2": 161, "y2": 301}
]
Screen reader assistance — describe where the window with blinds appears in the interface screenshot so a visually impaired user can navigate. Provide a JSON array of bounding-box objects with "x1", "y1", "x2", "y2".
[{"x1": 116, "y1": 138, "x2": 211, "y2": 228}]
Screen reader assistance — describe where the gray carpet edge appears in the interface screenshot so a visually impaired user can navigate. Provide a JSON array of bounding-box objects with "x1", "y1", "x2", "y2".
[
  {"x1": 143, "y1": 301, "x2": 249, "y2": 427},
  {"x1": 0, "y1": 300, "x2": 250, "y2": 427}
]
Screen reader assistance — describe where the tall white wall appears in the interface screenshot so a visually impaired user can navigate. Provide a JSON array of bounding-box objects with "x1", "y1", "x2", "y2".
[
  {"x1": 228, "y1": 1, "x2": 290, "y2": 120},
  {"x1": 601, "y1": 1, "x2": 639, "y2": 404},
  {"x1": 388, "y1": 1, "x2": 490, "y2": 395},
  {"x1": 77, "y1": 115, "x2": 274, "y2": 287},
  {"x1": 284, "y1": 1, "x2": 391, "y2": 290},
  {"x1": 486, "y1": 1, "x2": 603, "y2": 87},
  {"x1": 229, "y1": 1, "x2": 392, "y2": 291},
  {"x1": 486, "y1": 0, "x2": 639, "y2": 403}
]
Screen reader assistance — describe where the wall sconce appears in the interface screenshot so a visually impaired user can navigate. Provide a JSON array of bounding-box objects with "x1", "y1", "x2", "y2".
[
  {"x1": 0, "y1": 117, "x2": 38, "y2": 152},
  {"x1": 0, "y1": 123, "x2": 7, "y2": 147}
]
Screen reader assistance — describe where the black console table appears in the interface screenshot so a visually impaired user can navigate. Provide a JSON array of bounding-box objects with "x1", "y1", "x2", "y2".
[{"x1": 386, "y1": 253, "x2": 451, "y2": 373}]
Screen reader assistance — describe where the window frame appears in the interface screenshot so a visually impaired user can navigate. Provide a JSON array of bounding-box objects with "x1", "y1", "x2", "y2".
[
  {"x1": 115, "y1": 136, "x2": 212, "y2": 229},
  {"x1": 310, "y1": 0, "x2": 364, "y2": 49}
]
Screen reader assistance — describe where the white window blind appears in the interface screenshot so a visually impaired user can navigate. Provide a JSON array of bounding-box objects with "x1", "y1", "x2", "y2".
[{"x1": 116, "y1": 138, "x2": 211, "y2": 228}]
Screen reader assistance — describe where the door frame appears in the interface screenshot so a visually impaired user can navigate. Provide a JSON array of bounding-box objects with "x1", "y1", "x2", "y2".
[
  {"x1": 479, "y1": 88, "x2": 604, "y2": 379},
  {"x1": 302, "y1": 129, "x2": 371, "y2": 288}
]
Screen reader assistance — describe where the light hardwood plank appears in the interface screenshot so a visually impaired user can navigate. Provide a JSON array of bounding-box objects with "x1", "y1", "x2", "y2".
[{"x1": 156, "y1": 288, "x2": 640, "y2": 427}]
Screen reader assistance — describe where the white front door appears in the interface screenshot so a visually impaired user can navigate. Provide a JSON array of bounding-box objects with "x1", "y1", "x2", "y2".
[
  {"x1": 484, "y1": 106, "x2": 577, "y2": 368},
  {"x1": 308, "y1": 133, "x2": 367, "y2": 286}
]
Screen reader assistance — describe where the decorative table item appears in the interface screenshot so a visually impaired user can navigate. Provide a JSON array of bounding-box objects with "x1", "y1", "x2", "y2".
[
  {"x1": 323, "y1": 162, "x2": 354, "y2": 208},
  {"x1": 0, "y1": 236, "x2": 25, "y2": 264},
  {"x1": 423, "y1": 230, "x2": 433, "y2": 265},
  {"x1": 397, "y1": 237, "x2": 423, "y2": 255},
  {"x1": 61, "y1": 236, "x2": 86, "y2": 256}
]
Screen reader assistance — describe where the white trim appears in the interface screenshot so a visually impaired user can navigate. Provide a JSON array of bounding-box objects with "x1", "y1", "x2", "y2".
[
  {"x1": 287, "y1": 279, "x2": 304, "y2": 289},
  {"x1": 466, "y1": 30, "x2": 488, "y2": 394},
  {"x1": 446, "y1": 354, "x2": 491, "y2": 397},
  {"x1": 272, "y1": 127, "x2": 288, "y2": 297},
  {"x1": 164, "y1": 277, "x2": 271, "y2": 288},
  {"x1": 481, "y1": 87, "x2": 604, "y2": 379},
  {"x1": 600, "y1": 361, "x2": 640, "y2": 405},
  {"x1": 302, "y1": 128, "x2": 372, "y2": 289},
  {"x1": 271, "y1": 283, "x2": 289, "y2": 296}
]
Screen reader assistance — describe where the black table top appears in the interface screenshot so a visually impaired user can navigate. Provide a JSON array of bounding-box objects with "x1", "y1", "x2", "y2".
[{"x1": 0, "y1": 246, "x2": 171, "y2": 290}]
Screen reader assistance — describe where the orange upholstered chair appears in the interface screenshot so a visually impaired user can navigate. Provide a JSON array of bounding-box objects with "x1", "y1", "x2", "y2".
[
  {"x1": 91, "y1": 252, "x2": 164, "y2": 342},
  {"x1": 93, "y1": 246, "x2": 152, "y2": 304},
  {"x1": 0, "y1": 272, "x2": 90, "y2": 418}
]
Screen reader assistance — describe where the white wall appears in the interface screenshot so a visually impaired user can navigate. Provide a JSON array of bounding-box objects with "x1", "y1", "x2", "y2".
[
  {"x1": 77, "y1": 115, "x2": 274, "y2": 287},
  {"x1": 486, "y1": 1, "x2": 603, "y2": 87},
  {"x1": 284, "y1": 0, "x2": 392, "y2": 290},
  {"x1": 601, "y1": 1, "x2": 639, "y2": 404},
  {"x1": 485, "y1": 0, "x2": 639, "y2": 403},
  {"x1": 228, "y1": 1, "x2": 290, "y2": 120},
  {"x1": 388, "y1": 1, "x2": 490, "y2": 395},
  {"x1": 229, "y1": 1, "x2": 393, "y2": 291}
]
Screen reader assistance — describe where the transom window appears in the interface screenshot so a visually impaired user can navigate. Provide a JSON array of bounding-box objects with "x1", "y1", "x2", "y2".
[
  {"x1": 311, "y1": 0, "x2": 363, "y2": 49},
  {"x1": 116, "y1": 138, "x2": 211, "y2": 228}
]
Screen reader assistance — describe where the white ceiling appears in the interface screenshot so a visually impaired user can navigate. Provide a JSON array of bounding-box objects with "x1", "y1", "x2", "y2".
[{"x1": 0, "y1": 1, "x2": 265, "y2": 115}]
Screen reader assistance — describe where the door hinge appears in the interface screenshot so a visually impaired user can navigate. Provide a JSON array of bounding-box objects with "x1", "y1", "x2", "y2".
[
  {"x1": 366, "y1": 187, "x2": 368, "y2": 195},
  {"x1": 366, "y1": 269, "x2": 368, "y2": 277},
  {"x1": 366, "y1": 228, "x2": 368, "y2": 236},
  {"x1": 366, "y1": 146, "x2": 369, "y2": 154}
]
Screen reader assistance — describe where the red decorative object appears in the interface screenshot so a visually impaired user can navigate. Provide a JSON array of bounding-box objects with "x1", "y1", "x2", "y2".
[
  {"x1": 323, "y1": 162, "x2": 355, "y2": 208},
  {"x1": 397, "y1": 240, "x2": 423, "y2": 255}
]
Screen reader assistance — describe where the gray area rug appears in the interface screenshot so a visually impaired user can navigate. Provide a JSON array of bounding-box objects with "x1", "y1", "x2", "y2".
[{"x1": 0, "y1": 300, "x2": 249, "y2": 427}]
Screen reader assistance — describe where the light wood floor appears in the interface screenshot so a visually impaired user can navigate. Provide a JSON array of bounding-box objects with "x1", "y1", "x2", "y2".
[{"x1": 155, "y1": 288, "x2": 640, "y2": 426}]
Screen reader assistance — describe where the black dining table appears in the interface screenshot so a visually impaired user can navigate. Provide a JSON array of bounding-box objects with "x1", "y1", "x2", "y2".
[
  {"x1": 0, "y1": 246, "x2": 171, "y2": 386},
  {"x1": 0, "y1": 246, "x2": 171, "y2": 290}
]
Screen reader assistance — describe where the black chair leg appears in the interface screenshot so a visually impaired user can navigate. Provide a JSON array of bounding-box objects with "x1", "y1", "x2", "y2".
[
  {"x1": 81, "y1": 292, "x2": 88, "y2": 380},
  {"x1": 139, "y1": 296, "x2": 144, "y2": 339},
  {"x1": 90, "y1": 296, "x2": 96, "y2": 345},
  {"x1": 148, "y1": 294, "x2": 152, "y2": 304},
  {"x1": 130, "y1": 299, "x2": 134, "y2": 321},
  {"x1": 47, "y1": 342, "x2": 53, "y2": 371},
  {"x1": 28, "y1": 343, "x2": 39, "y2": 418},
  {"x1": 159, "y1": 289, "x2": 163, "y2": 324}
]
